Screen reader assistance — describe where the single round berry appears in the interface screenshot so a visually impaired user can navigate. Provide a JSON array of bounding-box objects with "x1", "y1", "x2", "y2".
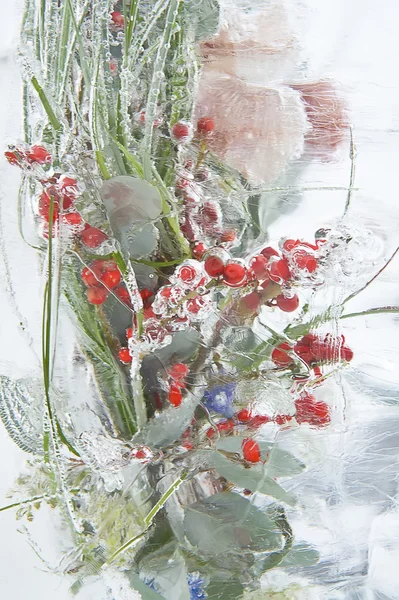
[
  {"x1": 140, "y1": 288, "x2": 153, "y2": 302},
  {"x1": 81, "y1": 267, "x2": 99, "y2": 287},
  {"x1": 27, "y1": 145, "x2": 52, "y2": 164},
  {"x1": 250, "y1": 254, "x2": 269, "y2": 279},
  {"x1": 271, "y1": 342, "x2": 293, "y2": 366},
  {"x1": 220, "y1": 229, "x2": 236, "y2": 243},
  {"x1": 168, "y1": 385, "x2": 183, "y2": 407},
  {"x1": 178, "y1": 265, "x2": 197, "y2": 283},
  {"x1": 341, "y1": 346, "x2": 354, "y2": 362},
  {"x1": 202, "y1": 201, "x2": 219, "y2": 223},
  {"x1": 237, "y1": 408, "x2": 252, "y2": 423},
  {"x1": 169, "y1": 363, "x2": 189, "y2": 382},
  {"x1": 192, "y1": 242, "x2": 207, "y2": 259},
  {"x1": 268, "y1": 259, "x2": 291, "y2": 283},
  {"x1": 171, "y1": 121, "x2": 192, "y2": 142},
  {"x1": 223, "y1": 262, "x2": 247, "y2": 286},
  {"x1": 275, "y1": 293, "x2": 299, "y2": 312},
  {"x1": 197, "y1": 116, "x2": 215, "y2": 134},
  {"x1": 242, "y1": 438, "x2": 261, "y2": 463},
  {"x1": 204, "y1": 255, "x2": 224, "y2": 278},
  {"x1": 100, "y1": 268, "x2": 121, "y2": 289},
  {"x1": 80, "y1": 224, "x2": 108, "y2": 248},
  {"x1": 206, "y1": 419, "x2": 235, "y2": 438},
  {"x1": 38, "y1": 191, "x2": 60, "y2": 223},
  {"x1": 248, "y1": 415, "x2": 271, "y2": 429},
  {"x1": 111, "y1": 11, "x2": 124, "y2": 27},
  {"x1": 61, "y1": 211, "x2": 83, "y2": 228},
  {"x1": 114, "y1": 285, "x2": 132, "y2": 307},
  {"x1": 118, "y1": 347, "x2": 132, "y2": 364},
  {"x1": 86, "y1": 286, "x2": 108, "y2": 305},
  {"x1": 126, "y1": 327, "x2": 133, "y2": 339}
]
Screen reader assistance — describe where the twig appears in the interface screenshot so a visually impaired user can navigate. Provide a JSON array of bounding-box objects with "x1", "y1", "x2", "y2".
[{"x1": 341, "y1": 306, "x2": 399, "y2": 320}]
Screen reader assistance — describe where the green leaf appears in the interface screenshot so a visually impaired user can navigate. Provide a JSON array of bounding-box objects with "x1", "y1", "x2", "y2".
[
  {"x1": 137, "y1": 542, "x2": 190, "y2": 600},
  {"x1": 184, "y1": 491, "x2": 284, "y2": 557},
  {"x1": 208, "y1": 451, "x2": 296, "y2": 505},
  {"x1": 206, "y1": 580, "x2": 244, "y2": 600},
  {"x1": 279, "y1": 543, "x2": 320, "y2": 568}
]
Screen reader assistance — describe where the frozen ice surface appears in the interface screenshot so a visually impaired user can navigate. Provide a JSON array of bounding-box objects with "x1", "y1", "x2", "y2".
[{"x1": 1, "y1": 0, "x2": 399, "y2": 599}]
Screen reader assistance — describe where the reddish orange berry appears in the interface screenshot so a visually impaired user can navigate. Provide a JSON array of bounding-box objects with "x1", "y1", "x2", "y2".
[
  {"x1": 206, "y1": 419, "x2": 235, "y2": 438},
  {"x1": 268, "y1": 259, "x2": 291, "y2": 283},
  {"x1": 250, "y1": 255, "x2": 269, "y2": 279},
  {"x1": 171, "y1": 122, "x2": 191, "y2": 141},
  {"x1": 111, "y1": 11, "x2": 124, "y2": 27},
  {"x1": 237, "y1": 408, "x2": 252, "y2": 423},
  {"x1": 248, "y1": 415, "x2": 271, "y2": 429},
  {"x1": 223, "y1": 262, "x2": 247, "y2": 286},
  {"x1": 61, "y1": 211, "x2": 83, "y2": 228},
  {"x1": 169, "y1": 363, "x2": 189, "y2": 382},
  {"x1": 114, "y1": 285, "x2": 132, "y2": 307},
  {"x1": 192, "y1": 242, "x2": 207, "y2": 259},
  {"x1": 271, "y1": 342, "x2": 293, "y2": 366},
  {"x1": 86, "y1": 286, "x2": 108, "y2": 305},
  {"x1": 80, "y1": 224, "x2": 108, "y2": 248},
  {"x1": 204, "y1": 255, "x2": 224, "y2": 278},
  {"x1": 275, "y1": 293, "x2": 299, "y2": 312},
  {"x1": 168, "y1": 385, "x2": 183, "y2": 407},
  {"x1": 100, "y1": 268, "x2": 121, "y2": 289},
  {"x1": 242, "y1": 438, "x2": 261, "y2": 463},
  {"x1": 118, "y1": 347, "x2": 132, "y2": 364},
  {"x1": 220, "y1": 229, "x2": 236, "y2": 243},
  {"x1": 275, "y1": 414, "x2": 293, "y2": 426},
  {"x1": 140, "y1": 288, "x2": 153, "y2": 301},
  {"x1": 295, "y1": 395, "x2": 330, "y2": 427},
  {"x1": 126, "y1": 327, "x2": 134, "y2": 339},
  {"x1": 5, "y1": 151, "x2": 20, "y2": 165},
  {"x1": 38, "y1": 191, "x2": 60, "y2": 223},
  {"x1": 341, "y1": 346, "x2": 354, "y2": 362},
  {"x1": 26, "y1": 145, "x2": 52, "y2": 164},
  {"x1": 197, "y1": 116, "x2": 215, "y2": 134}
]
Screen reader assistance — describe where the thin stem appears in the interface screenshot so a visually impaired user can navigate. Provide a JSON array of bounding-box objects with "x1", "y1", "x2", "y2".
[
  {"x1": 342, "y1": 245, "x2": 399, "y2": 305},
  {"x1": 343, "y1": 125, "x2": 356, "y2": 216},
  {"x1": 0, "y1": 495, "x2": 49, "y2": 513},
  {"x1": 341, "y1": 306, "x2": 399, "y2": 320},
  {"x1": 31, "y1": 76, "x2": 61, "y2": 131}
]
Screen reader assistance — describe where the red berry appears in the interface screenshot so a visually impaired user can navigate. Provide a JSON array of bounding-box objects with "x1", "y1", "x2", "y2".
[
  {"x1": 341, "y1": 346, "x2": 354, "y2": 362},
  {"x1": 204, "y1": 255, "x2": 224, "y2": 278},
  {"x1": 144, "y1": 306, "x2": 155, "y2": 319},
  {"x1": 275, "y1": 414, "x2": 293, "y2": 426},
  {"x1": 169, "y1": 363, "x2": 189, "y2": 382},
  {"x1": 178, "y1": 265, "x2": 197, "y2": 283},
  {"x1": 140, "y1": 288, "x2": 153, "y2": 301},
  {"x1": 248, "y1": 415, "x2": 271, "y2": 429},
  {"x1": 26, "y1": 145, "x2": 52, "y2": 164},
  {"x1": 81, "y1": 267, "x2": 98, "y2": 287},
  {"x1": 223, "y1": 262, "x2": 247, "y2": 286},
  {"x1": 220, "y1": 229, "x2": 236, "y2": 243},
  {"x1": 100, "y1": 268, "x2": 121, "y2": 289},
  {"x1": 197, "y1": 116, "x2": 215, "y2": 134},
  {"x1": 168, "y1": 384, "x2": 183, "y2": 407},
  {"x1": 206, "y1": 419, "x2": 235, "y2": 438},
  {"x1": 237, "y1": 408, "x2": 252, "y2": 423},
  {"x1": 118, "y1": 347, "x2": 132, "y2": 364},
  {"x1": 126, "y1": 327, "x2": 134, "y2": 339},
  {"x1": 171, "y1": 121, "x2": 192, "y2": 141},
  {"x1": 292, "y1": 250, "x2": 318, "y2": 273},
  {"x1": 268, "y1": 259, "x2": 291, "y2": 283},
  {"x1": 192, "y1": 242, "x2": 207, "y2": 259},
  {"x1": 203, "y1": 201, "x2": 219, "y2": 223},
  {"x1": 5, "y1": 151, "x2": 20, "y2": 165},
  {"x1": 111, "y1": 11, "x2": 124, "y2": 27},
  {"x1": 250, "y1": 255, "x2": 269, "y2": 279},
  {"x1": 295, "y1": 395, "x2": 330, "y2": 427},
  {"x1": 260, "y1": 246, "x2": 279, "y2": 260},
  {"x1": 86, "y1": 286, "x2": 108, "y2": 305},
  {"x1": 80, "y1": 224, "x2": 108, "y2": 248},
  {"x1": 242, "y1": 438, "x2": 261, "y2": 463},
  {"x1": 275, "y1": 293, "x2": 299, "y2": 312},
  {"x1": 61, "y1": 211, "x2": 83, "y2": 228},
  {"x1": 282, "y1": 239, "x2": 297, "y2": 252},
  {"x1": 38, "y1": 191, "x2": 60, "y2": 223},
  {"x1": 271, "y1": 342, "x2": 293, "y2": 366},
  {"x1": 114, "y1": 285, "x2": 132, "y2": 307}
]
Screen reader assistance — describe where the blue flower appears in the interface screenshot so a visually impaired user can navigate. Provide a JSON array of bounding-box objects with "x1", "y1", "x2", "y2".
[
  {"x1": 188, "y1": 573, "x2": 207, "y2": 600},
  {"x1": 203, "y1": 383, "x2": 235, "y2": 418}
]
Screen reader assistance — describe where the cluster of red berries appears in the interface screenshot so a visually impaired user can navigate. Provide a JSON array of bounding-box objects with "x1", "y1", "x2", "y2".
[
  {"x1": 5, "y1": 145, "x2": 110, "y2": 247},
  {"x1": 81, "y1": 259, "x2": 127, "y2": 306},
  {"x1": 5, "y1": 144, "x2": 52, "y2": 167},
  {"x1": 166, "y1": 363, "x2": 189, "y2": 407},
  {"x1": 272, "y1": 333, "x2": 354, "y2": 368},
  {"x1": 171, "y1": 116, "x2": 215, "y2": 144}
]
